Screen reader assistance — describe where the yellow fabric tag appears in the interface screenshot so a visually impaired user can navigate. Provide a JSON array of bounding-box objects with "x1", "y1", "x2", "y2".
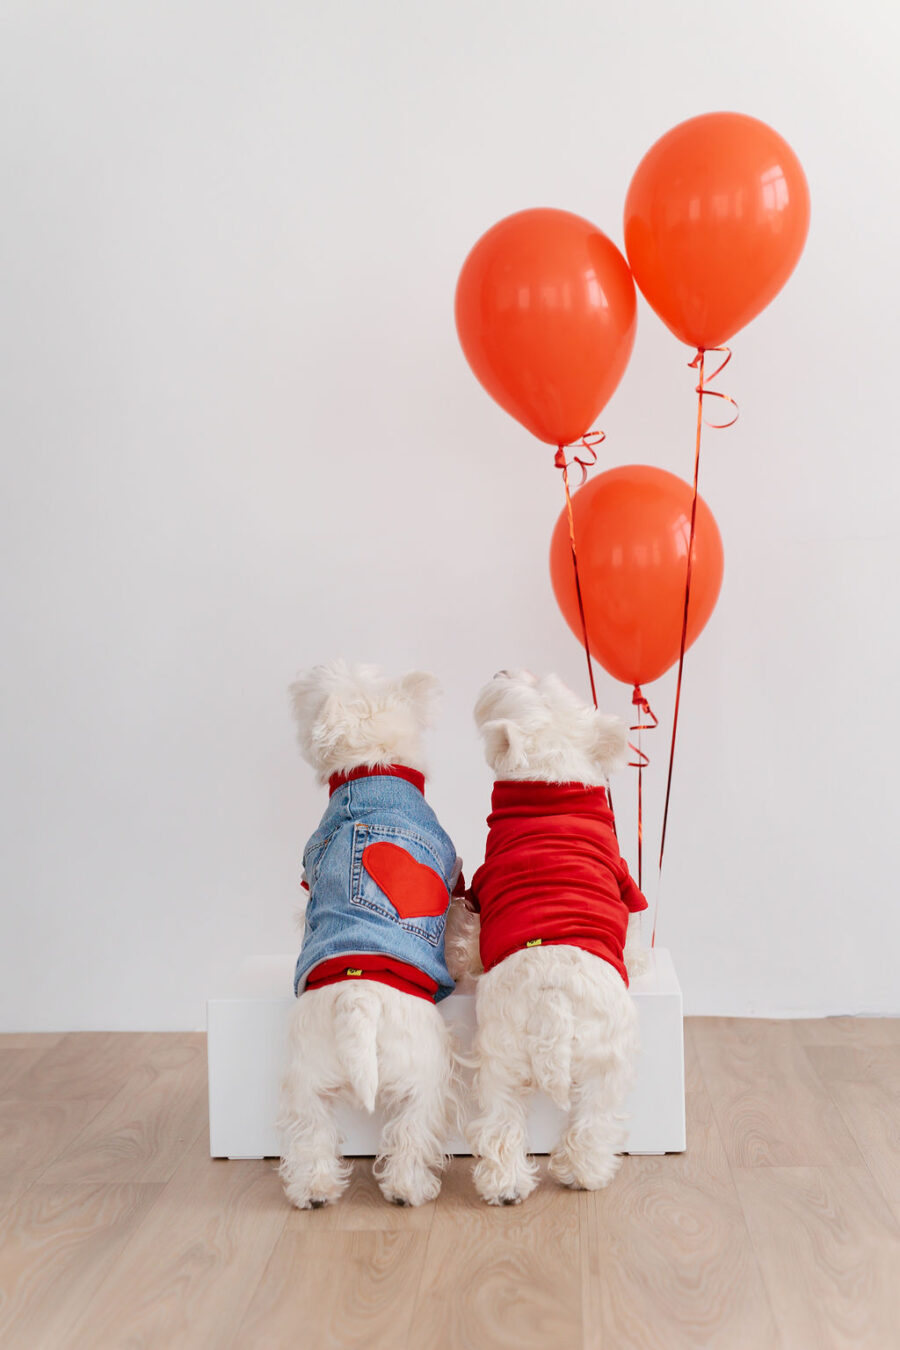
[
  {"x1": 525, "y1": 939, "x2": 542, "y2": 948},
  {"x1": 346, "y1": 968, "x2": 363, "y2": 976}
]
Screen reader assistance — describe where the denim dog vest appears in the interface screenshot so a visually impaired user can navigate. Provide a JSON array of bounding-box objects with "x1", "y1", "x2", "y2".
[{"x1": 294, "y1": 766, "x2": 459, "y2": 1002}]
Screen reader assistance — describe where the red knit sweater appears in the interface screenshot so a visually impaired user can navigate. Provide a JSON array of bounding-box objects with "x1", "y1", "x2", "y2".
[{"x1": 470, "y1": 780, "x2": 647, "y2": 986}]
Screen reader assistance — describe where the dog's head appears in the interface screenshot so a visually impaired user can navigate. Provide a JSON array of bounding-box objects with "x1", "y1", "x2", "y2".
[
  {"x1": 289, "y1": 659, "x2": 440, "y2": 782},
  {"x1": 473, "y1": 669, "x2": 627, "y2": 784}
]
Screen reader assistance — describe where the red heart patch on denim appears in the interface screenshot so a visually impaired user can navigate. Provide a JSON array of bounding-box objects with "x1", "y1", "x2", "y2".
[{"x1": 361, "y1": 842, "x2": 449, "y2": 920}]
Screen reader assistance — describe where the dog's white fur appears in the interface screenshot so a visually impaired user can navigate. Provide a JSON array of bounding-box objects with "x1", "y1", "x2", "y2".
[
  {"x1": 288, "y1": 660, "x2": 440, "y2": 784},
  {"x1": 278, "y1": 659, "x2": 464, "y2": 1209},
  {"x1": 465, "y1": 670, "x2": 645, "y2": 1205}
]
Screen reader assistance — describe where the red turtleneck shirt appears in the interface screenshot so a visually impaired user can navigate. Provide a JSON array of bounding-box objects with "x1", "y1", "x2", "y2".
[{"x1": 469, "y1": 780, "x2": 647, "y2": 986}]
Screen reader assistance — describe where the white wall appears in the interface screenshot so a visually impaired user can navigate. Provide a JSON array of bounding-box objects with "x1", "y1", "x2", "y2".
[{"x1": 1, "y1": 0, "x2": 898, "y2": 1029}]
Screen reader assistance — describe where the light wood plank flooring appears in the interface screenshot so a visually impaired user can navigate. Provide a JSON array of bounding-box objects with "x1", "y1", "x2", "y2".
[{"x1": 1, "y1": 1019, "x2": 898, "y2": 1349}]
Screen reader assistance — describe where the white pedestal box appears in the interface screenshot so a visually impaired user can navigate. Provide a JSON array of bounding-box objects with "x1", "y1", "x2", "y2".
[{"x1": 207, "y1": 948, "x2": 685, "y2": 1158}]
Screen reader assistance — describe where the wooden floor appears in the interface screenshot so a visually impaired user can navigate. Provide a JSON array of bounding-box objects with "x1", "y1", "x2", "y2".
[{"x1": 1, "y1": 1020, "x2": 899, "y2": 1349}]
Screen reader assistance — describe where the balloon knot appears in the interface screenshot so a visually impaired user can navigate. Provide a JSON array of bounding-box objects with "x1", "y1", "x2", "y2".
[
  {"x1": 692, "y1": 345, "x2": 739, "y2": 428},
  {"x1": 630, "y1": 687, "x2": 658, "y2": 729},
  {"x1": 553, "y1": 432, "x2": 604, "y2": 485}
]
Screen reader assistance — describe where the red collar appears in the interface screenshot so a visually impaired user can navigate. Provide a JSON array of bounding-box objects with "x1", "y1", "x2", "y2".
[
  {"x1": 490, "y1": 779, "x2": 610, "y2": 816},
  {"x1": 328, "y1": 764, "x2": 426, "y2": 797}
]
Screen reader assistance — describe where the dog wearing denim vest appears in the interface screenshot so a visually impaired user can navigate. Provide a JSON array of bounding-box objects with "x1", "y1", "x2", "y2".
[
  {"x1": 278, "y1": 660, "x2": 468, "y2": 1209},
  {"x1": 460, "y1": 670, "x2": 649, "y2": 1204}
]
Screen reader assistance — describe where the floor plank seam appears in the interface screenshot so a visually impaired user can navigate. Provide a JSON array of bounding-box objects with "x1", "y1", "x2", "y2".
[
  {"x1": 58, "y1": 1110, "x2": 212, "y2": 1344},
  {"x1": 686, "y1": 1022, "x2": 782, "y2": 1341},
  {"x1": 729, "y1": 1174, "x2": 791, "y2": 1350},
  {"x1": 576, "y1": 1187, "x2": 588, "y2": 1350},
  {"x1": 402, "y1": 1164, "x2": 446, "y2": 1349},
  {"x1": 61, "y1": 1171, "x2": 182, "y2": 1342},
  {"x1": 17, "y1": 1094, "x2": 113, "y2": 1189},
  {"x1": 795, "y1": 1039, "x2": 900, "y2": 1230},
  {"x1": 222, "y1": 1162, "x2": 292, "y2": 1350},
  {"x1": 16, "y1": 1036, "x2": 173, "y2": 1185}
]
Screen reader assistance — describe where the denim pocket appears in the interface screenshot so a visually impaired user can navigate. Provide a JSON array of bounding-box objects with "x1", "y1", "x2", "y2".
[
  {"x1": 350, "y1": 822, "x2": 448, "y2": 946},
  {"x1": 302, "y1": 829, "x2": 338, "y2": 888}
]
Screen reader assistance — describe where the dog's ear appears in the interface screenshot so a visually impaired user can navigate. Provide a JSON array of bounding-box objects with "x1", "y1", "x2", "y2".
[
  {"x1": 481, "y1": 718, "x2": 528, "y2": 774},
  {"x1": 399, "y1": 671, "x2": 441, "y2": 725},
  {"x1": 309, "y1": 693, "x2": 346, "y2": 752},
  {"x1": 591, "y1": 711, "x2": 628, "y2": 773},
  {"x1": 288, "y1": 670, "x2": 322, "y2": 734}
]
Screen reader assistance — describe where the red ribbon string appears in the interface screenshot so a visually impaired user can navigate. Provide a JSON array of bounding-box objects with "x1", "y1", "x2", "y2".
[
  {"x1": 553, "y1": 430, "x2": 605, "y2": 487},
  {"x1": 688, "y1": 345, "x2": 739, "y2": 428},
  {"x1": 555, "y1": 432, "x2": 605, "y2": 709},
  {"x1": 628, "y1": 684, "x2": 658, "y2": 892},
  {"x1": 653, "y1": 347, "x2": 738, "y2": 946},
  {"x1": 553, "y1": 430, "x2": 623, "y2": 845}
]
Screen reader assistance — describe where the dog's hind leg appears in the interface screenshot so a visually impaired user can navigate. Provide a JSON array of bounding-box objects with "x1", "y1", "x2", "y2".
[
  {"x1": 549, "y1": 1023, "x2": 637, "y2": 1192},
  {"x1": 468, "y1": 1051, "x2": 538, "y2": 1206},
  {"x1": 278, "y1": 1078, "x2": 349, "y2": 1209},
  {"x1": 374, "y1": 995, "x2": 453, "y2": 1207},
  {"x1": 278, "y1": 999, "x2": 350, "y2": 1209},
  {"x1": 375, "y1": 1083, "x2": 448, "y2": 1207}
]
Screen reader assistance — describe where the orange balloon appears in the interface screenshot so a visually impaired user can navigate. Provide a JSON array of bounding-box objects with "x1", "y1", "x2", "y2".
[
  {"x1": 550, "y1": 465, "x2": 724, "y2": 687},
  {"x1": 455, "y1": 208, "x2": 636, "y2": 446},
  {"x1": 624, "y1": 112, "x2": 810, "y2": 350}
]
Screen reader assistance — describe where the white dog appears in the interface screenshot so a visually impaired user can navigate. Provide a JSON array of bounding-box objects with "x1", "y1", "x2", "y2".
[
  {"x1": 463, "y1": 670, "x2": 648, "y2": 1205},
  {"x1": 278, "y1": 659, "x2": 467, "y2": 1209}
]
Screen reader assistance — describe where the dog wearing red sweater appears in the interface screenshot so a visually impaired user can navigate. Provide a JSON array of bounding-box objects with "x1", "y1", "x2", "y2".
[{"x1": 463, "y1": 670, "x2": 648, "y2": 1205}]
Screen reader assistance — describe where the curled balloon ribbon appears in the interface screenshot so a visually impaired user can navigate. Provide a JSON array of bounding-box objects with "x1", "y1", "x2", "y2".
[
  {"x1": 689, "y1": 345, "x2": 739, "y2": 429},
  {"x1": 553, "y1": 429, "x2": 606, "y2": 486},
  {"x1": 628, "y1": 685, "x2": 658, "y2": 892},
  {"x1": 554, "y1": 431, "x2": 606, "y2": 709},
  {"x1": 554, "y1": 430, "x2": 623, "y2": 835},
  {"x1": 653, "y1": 347, "x2": 738, "y2": 945}
]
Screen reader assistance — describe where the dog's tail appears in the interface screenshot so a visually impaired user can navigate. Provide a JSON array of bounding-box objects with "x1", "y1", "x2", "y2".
[
  {"x1": 334, "y1": 982, "x2": 381, "y2": 1113},
  {"x1": 527, "y1": 988, "x2": 574, "y2": 1111}
]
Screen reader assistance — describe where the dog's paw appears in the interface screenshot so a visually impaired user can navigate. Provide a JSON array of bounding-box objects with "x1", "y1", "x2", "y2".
[
  {"x1": 285, "y1": 1185, "x2": 342, "y2": 1210},
  {"x1": 472, "y1": 1157, "x2": 538, "y2": 1207},
  {"x1": 377, "y1": 1165, "x2": 441, "y2": 1208},
  {"x1": 549, "y1": 1145, "x2": 622, "y2": 1192},
  {"x1": 378, "y1": 1180, "x2": 440, "y2": 1208},
  {"x1": 477, "y1": 1180, "x2": 536, "y2": 1206},
  {"x1": 285, "y1": 1181, "x2": 346, "y2": 1210},
  {"x1": 281, "y1": 1163, "x2": 349, "y2": 1211},
  {"x1": 624, "y1": 944, "x2": 650, "y2": 979}
]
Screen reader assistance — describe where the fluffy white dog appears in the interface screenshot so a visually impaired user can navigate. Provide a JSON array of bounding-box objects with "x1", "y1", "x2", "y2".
[
  {"x1": 278, "y1": 659, "x2": 467, "y2": 1209},
  {"x1": 463, "y1": 670, "x2": 648, "y2": 1205}
]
